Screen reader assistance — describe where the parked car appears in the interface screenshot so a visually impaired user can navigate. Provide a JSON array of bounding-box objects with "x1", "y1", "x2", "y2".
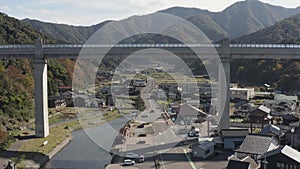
[
  {"x1": 138, "y1": 155, "x2": 145, "y2": 163},
  {"x1": 179, "y1": 121, "x2": 185, "y2": 125},
  {"x1": 125, "y1": 152, "x2": 139, "y2": 158},
  {"x1": 188, "y1": 131, "x2": 195, "y2": 137},
  {"x1": 124, "y1": 159, "x2": 135, "y2": 166},
  {"x1": 141, "y1": 114, "x2": 150, "y2": 117}
]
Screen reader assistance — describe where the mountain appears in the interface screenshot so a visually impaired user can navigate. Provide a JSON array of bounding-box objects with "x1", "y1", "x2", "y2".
[
  {"x1": 0, "y1": 13, "x2": 57, "y2": 44},
  {"x1": 211, "y1": 0, "x2": 300, "y2": 38},
  {"x1": 23, "y1": 19, "x2": 111, "y2": 43},
  {"x1": 161, "y1": 0, "x2": 300, "y2": 39},
  {"x1": 23, "y1": 0, "x2": 300, "y2": 43},
  {"x1": 233, "y1": 13, "x2": 300, "y2": 43}
]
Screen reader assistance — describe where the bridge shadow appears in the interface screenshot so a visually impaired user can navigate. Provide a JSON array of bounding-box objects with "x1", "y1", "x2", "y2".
[{"x1": 15, "y1": 134, "x2": 36, "y2": 140}]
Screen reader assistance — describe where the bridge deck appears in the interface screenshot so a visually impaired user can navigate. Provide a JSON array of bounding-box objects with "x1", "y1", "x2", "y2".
[{"x1": 0, "y1": 43, "x2": 299, "y2": 59}]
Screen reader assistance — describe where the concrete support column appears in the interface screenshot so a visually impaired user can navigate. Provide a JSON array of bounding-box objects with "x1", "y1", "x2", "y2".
[
  {"x1": 218, "y1": 38, "x2": 230, "y2": 130},
  {"x1": 34, "y1": 39, "x2": 49, "y2": 138}
]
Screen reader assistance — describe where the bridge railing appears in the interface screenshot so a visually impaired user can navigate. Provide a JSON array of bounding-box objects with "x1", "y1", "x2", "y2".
[
  {"x1": 0, "y1": 43, "x2": 299, "y2": 49},
  {"x1": 230, "y1": 43, "x2": 300, "y2": 48},
  {"x1": 0, "y1": 44, "x2": 35, "y2": 48},
  {"x1": 43, "y1": 43, "x2": 221, "y2": 48}
]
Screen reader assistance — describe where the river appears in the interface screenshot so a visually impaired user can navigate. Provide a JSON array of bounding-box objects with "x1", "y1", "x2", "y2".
[{"x1": 43, "y1": 117, "x2": 129, "y2": 169}]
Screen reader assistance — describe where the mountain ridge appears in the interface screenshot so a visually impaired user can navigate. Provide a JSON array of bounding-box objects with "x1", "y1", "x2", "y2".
[{"x1": 22, "y1": 0, "x2": 300, "y2": 43}]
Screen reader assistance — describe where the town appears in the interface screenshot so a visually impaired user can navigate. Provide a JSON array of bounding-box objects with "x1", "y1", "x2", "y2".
[
  {"x1": 0, "y1": 0, "x2": 299, "y2": 169},
  {"x1": 46, "y1": 67, "x2": 300, "y2": 169}
]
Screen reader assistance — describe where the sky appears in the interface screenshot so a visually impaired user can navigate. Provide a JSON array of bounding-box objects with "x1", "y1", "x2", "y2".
[{"x1": 0, "y1": 0, "x2": 299, "y2": 26}]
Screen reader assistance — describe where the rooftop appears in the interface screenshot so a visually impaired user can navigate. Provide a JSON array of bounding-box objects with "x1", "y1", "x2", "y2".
[
  {"x1": 179, "y1": 103, "x2": 207, "y2": 116},
  {"x1": 258, "y1": 105, "x2": 271, "y2": 114},
  {"x1": 236, "y1": 134, "x2": 274, "y2": 155},
  {"x1": 260, "y1": 124, "x2": 281, "y2": 136},
  {"x1": 275, "y1": 94, "x2": 298, "y2": 101},
  {"x1": 221, "y1": 129, "x2": 249, "y2": 138},
  {"x1": 195, "y1": 140, "x2": 215, "y2": 151}
]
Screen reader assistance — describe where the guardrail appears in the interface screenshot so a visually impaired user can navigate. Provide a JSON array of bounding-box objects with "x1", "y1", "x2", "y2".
[{"x1": 0, "y1": 43, "x2": 299, "y2": 49}]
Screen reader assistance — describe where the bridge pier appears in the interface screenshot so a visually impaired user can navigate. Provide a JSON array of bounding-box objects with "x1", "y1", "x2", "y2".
[
  {"x1": 34, "y1": 39, "x2": 49, "y2": 138},
  {"x1": 218, "y1": 38, "x2": 230, "y2": 130}
]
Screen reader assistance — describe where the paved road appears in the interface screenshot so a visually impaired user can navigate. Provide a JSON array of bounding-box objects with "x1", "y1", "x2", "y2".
[{"x1": 159, "y1": 146, "x2": 193, "y2": 169}]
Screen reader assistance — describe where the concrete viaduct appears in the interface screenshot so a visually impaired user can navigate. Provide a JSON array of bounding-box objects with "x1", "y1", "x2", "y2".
[{"x1": 0, "y1": 38, "x2": 299, "y2": 137}]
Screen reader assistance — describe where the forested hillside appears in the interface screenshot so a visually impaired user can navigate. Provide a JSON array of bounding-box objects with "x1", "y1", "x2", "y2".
[
  {"x1": 0, "y1": 13, "x2": 75, "y2": 129},
  {"x1": 231, "y1": 14, "x2": 300, "y2": 92}
]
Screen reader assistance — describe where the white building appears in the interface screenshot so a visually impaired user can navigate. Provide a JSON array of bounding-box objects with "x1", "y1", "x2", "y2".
[{"x1": 230, "y1": 88, "x2": 255, "y2": 100}]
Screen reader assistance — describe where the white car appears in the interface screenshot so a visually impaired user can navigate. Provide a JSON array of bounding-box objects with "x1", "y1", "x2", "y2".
[
  {"x1": 141, "y1": 114, "x2": 150, "y2": 117},
  {"x1": 179, "y1": 121, "x2": 185, "y2": 125},
  {"x1": 124, "y1": 159, "x2": 135, "y2": 166},
  {"x1": 125, "y1": 152, "x2": 139, "y2": 158}
]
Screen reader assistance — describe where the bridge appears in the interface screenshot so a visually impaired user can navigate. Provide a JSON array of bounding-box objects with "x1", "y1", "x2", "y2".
[{"x1": 0, "y1": 38, "x2": 299, "y2": 137}]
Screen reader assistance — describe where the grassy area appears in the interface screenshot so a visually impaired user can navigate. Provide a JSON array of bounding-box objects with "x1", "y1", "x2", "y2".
[
  {"x1": 48, "y1": 113, "x2": 65, "y2": 125},
  {"x1": 19, "y1": 124, "x2": 71, "y2": 155},
  {"x1": 156, "y1": 100, "x2": 170, "y2": 107},
  {"x1": 102, "y1": 110, "x2": 121, "y2": 122}
]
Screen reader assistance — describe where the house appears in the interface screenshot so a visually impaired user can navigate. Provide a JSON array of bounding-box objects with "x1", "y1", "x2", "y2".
[
  {"x1": 248, "y1": 105, "x2": 272, "y2": 132},
  {"x1": 226, "y1": 160, "x2": 250, "y2": 169},
  {"x1": 184, "y1": 98, "x2": 200, "y2": 107},
  {"x1": 220, "y1": 129, "x2": 249, "y2": 149},
  {"x1": 176, "y1": 103, "x2": 207, "y2": 123},
  {"x1": 260, "y1": 124, "x2": 281, "y2": 137},
  {"x1": 263, "y1": 99, "x2": 296, "y2": 116},
  {"x1": 191, "y1": 138, "x2": 215, "y2": 159},
  {"x1": 230, "y1": 87, "x2": 255, "y2": 101},
  {"x1": 282, "y1": 114, "x2": 299, "y2": 125},
  {"x1": 274, "y1": 94, "x2": 298, "y2": 102},
  {"x1": 132, "y1": 79, "x2": 146, "y2": 87},
  {"x1": 241, "y1": 156, "x2": 259, "y2": 169},
  {"x1": 282, "y1": 127, "x2": 300, "y2": 151},
  {"x1": 249, "y1": 105, "x2": 272, "y2": 123},
  {"x1": 228, "y1": 155, "x2": 259, "y2": 169},
  {"x1": 235, "y1": 134, "x2": 279, "y2": 160},
  {"x1": 234, "y1": 101, "x2": 256, "y2": 117},
  {"x1": 152, "y1": 89, "x2": 167, "y2": 100},
  {"x1": 73, "y1": 94, "x2": 89, "y2": 107},
  {"x1": 48, "y1": 95, "x2": 66, "y2": 108},
  {"x1": 57, "y1": 85, "x2": 72, "y2": 93},
  {"x1": 259, "y1": 145, "x2": 300, "y2": 169}
]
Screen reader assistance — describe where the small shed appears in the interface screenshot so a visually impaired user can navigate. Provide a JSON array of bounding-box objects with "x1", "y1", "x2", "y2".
[{"x1": 191, "y1": 138, "x2": 215, "y2": 159}]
